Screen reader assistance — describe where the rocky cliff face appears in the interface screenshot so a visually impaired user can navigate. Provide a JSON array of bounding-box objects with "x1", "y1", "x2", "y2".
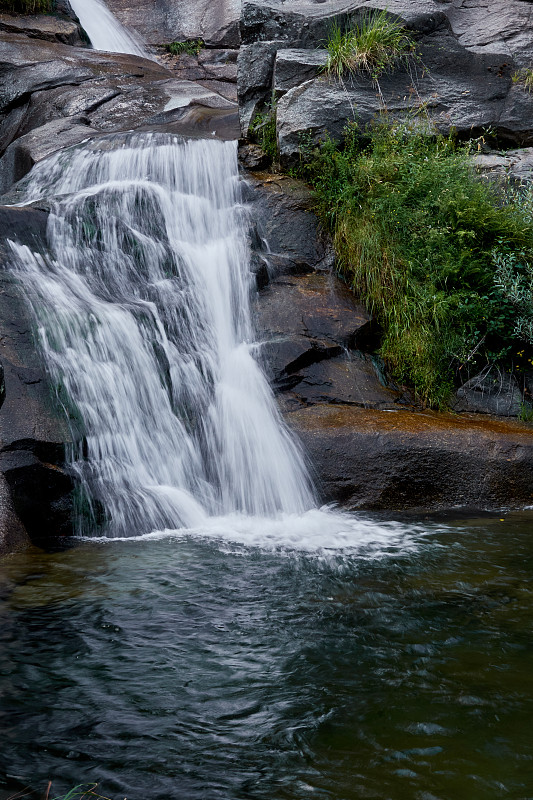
[{"x1": 237, "y1": 0, "x2": 533, "y2": 158}]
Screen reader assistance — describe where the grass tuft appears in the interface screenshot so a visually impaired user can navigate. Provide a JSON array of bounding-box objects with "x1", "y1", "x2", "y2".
[
  {"x1": 323, "y1": 10, "x2": 417, "y2": 82},
  {"x1": 512, "y1": 67, "x2": 533, "y2": 92},
  {"x1": 164, "y1": 39, "x2": 204, "y2": 57},
  {"x1": 300, "y1": 122, "x2": 533, "y2": 407},
  {"x1": 0, "y1": 0, "x2": 52, "y2": 12}
]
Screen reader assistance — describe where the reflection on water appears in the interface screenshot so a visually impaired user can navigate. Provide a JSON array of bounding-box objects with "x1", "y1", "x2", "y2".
[{"x1": 1, "y1": 513, "x2": 533, "y2": 799}]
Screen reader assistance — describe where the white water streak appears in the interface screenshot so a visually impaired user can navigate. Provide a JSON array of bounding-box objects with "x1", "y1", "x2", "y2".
[
  {"x1": 9, "y1": 134, "x2": 316, "y2": 537},
  {"x1": 69, "y1": 0, "x2": 148, "y2": 58}
]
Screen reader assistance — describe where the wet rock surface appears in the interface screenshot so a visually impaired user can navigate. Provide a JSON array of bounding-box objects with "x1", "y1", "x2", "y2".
[
  {"x1": 0, "y1": 34, "x2": 240, "y2": 193},
  {"x1": 105, "y1": 0, "x2": 241, "y2": 47},
  {"x1": 0, "y1": 12, "x2": 85, "y2": 46},
  {"x1": 288, "y1": 405, "x2": 533, "y2": 510},
  {"x1": 249, "y1": 175, "x2": 398, "y2": 408},
  {"x1": 0, "y1": 206, "x2": 74, "y2": 549}
]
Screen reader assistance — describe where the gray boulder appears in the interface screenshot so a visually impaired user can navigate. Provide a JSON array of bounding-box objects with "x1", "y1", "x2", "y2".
[
  {"x1": 237, "y1": 40, "x2": 284, "y2": 133},
  {"x1": 255, "y1": 272, "x2": 379, "y2": 391},
  {"x1": 0, "y1": 12, "x2": 85, "y2": 46},
  {"x1": 276, "y1": 30, "x2": 533, "y2": 161},
  {"x1": 273, "y1": 48, "x2": 328, "y2": 96},
  {"x1": 447, "y1": 0, "x2": 533, "y2": 68},
  {"x1": 241, "y1": 1, "x2": 446, "y2": 47},
  {"x1": 246, "y1": 173, "x2": 331, "y2": 274},
  {"x1": 454, "y1": 369, "x2": 525, "y2": 417},
  {"x1": 474, "y1": 147, "x2": 533, "y2": 185}
]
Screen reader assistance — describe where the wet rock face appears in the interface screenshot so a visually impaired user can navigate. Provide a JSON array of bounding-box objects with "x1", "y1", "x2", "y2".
[
  {"x1": 0, "y1": 34, "x2": 240, "y2": 194},
  {"x1": 289, "y1": 405, "x2": 533, "y2": 510},
  {"x1": 0, "y1": 13, "x2": 85, "y2": 46},
  {"x1": 105, "y1": 0, "x2": 241, "y2": 47},
  {"x1": 0, "y1": 206, "x2": 74, "y2": 548},
  {"x1": 247, "y1": 175, "x2": 399, "y2": 410}
]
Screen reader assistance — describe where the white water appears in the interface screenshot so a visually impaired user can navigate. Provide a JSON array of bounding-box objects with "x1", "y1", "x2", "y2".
[
  {"x1": 9, "y1": 133, "x2": 317, "y2": 537},
  {"x1": 7, "y1": 132, "x2": 429, "y2": 555},
  {"x1": 69, "y1": 0, "x2": 147, "y2": 58}
]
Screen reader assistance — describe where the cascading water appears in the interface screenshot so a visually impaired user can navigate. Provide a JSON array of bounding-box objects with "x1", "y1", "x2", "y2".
[
  {"x1": 9, "y1": 133, "x2": 317, "y2": 538},
  {"x1": 69, "y1": 0, "x2": 147, "y2": 58}
]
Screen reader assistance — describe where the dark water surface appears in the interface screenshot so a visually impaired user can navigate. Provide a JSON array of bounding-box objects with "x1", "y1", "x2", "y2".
[{"x1": 1, "y1": 513, "x2": 532, "y2": 800}]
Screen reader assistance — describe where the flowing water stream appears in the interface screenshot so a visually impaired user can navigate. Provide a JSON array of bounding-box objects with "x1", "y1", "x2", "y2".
[
  {"x1": 68, "y1": 0, "x2": 147, "y2": 57},
  {"x1": 9, "y1": 133, "x2": 321, "y2": 537},
  {"x1": 2, "y1": 134, "x2": 533, "y2": 798}
]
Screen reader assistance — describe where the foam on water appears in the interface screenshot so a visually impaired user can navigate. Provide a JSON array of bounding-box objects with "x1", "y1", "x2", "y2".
[{"x1": 88, "y1": 507, "x2": 431, "y2": 559}]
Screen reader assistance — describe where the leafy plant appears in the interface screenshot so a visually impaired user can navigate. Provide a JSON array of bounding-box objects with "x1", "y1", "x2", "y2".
[
  {"x1": 0, "y1": 0, "x2": 52, "y2": 11},
  {"x1": 249, "y1": 99, "x2": 278, "y2": 163},
  {"x1": 164, "y1": 39, "x2": 204, "y2": 56},
  {"x1": 493, "y1": 246, "x2": 533, "y2": 344},
  {"x1": 322, "y1": 10, "x2": 417, "y2": 83},
  {"x1": 301, "y1": 121, "x2": 533, "y2": 407}
]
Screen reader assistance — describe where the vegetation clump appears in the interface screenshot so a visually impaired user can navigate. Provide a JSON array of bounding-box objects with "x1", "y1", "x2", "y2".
[
  {"x1": 0, "y1": 0, "x2": 52, "y2": 11},
  {"x1": 323, "y1": 10, "x2": 417, "y2": 82},
  {"x1": 300, "y1": 123, "x2": 533, "y2": 407},
  {"x1": 164, "y1": 38, "x2": 204, "y2": 57},
  {"x1": 512, "y1": 67, "x2": 533, "y2": 92},
  {"x1": 249, "y1": 99, "x2": 278, "y2": 164}
]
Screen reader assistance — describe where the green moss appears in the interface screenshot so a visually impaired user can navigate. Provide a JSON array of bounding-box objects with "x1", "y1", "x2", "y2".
[{"x1": 300, "y1": 122, "x2": 533, "y2": 407}]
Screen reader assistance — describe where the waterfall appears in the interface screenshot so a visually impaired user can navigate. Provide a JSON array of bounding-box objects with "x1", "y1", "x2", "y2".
[
  {"x1": 8, "y1": 133, "x2": 316, "y2": 537},
  {"x1": 69, "y1": 0, "x2": 147, "y2": 58}
]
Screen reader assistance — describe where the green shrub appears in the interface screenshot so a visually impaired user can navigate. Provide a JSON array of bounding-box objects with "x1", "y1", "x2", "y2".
[
  {"x1": 323, "y1": 10, "x2": 417, "y2": 82},
  {"x1": 301, "y1": 122, "x2": 533, "y2": 407},
  {"x1": 164, "y1": 39, "x2": 204, "y2": 56},
  {"x1": 493, "y1": 246, "x2": 533, "y2": 344}
]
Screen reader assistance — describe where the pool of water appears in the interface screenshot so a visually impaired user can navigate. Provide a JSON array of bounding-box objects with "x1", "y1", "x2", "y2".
[{"x1": 1, "y1": 511, "x2": 532, "y2": 800}]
